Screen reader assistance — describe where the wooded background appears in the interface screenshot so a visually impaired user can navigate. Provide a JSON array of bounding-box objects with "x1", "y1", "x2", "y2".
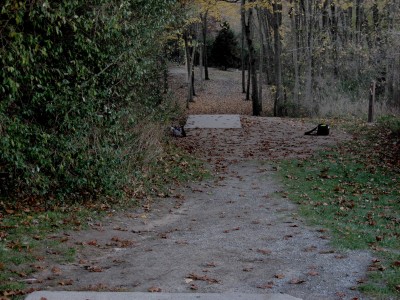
[{"x1": 181, "y1": 0, "x2": 400, "y2": 117}]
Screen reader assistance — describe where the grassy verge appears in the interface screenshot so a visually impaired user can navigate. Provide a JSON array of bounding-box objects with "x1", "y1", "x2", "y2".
[
  {"x1": 279, "y1": 117, "x2": 400, "y2": 299},
  {"x1": 0, "y1": 139, "x2": 209, "y2": 299},
  {"x1": 0, "y1": 208, "x2": 94, "y2": 298}
]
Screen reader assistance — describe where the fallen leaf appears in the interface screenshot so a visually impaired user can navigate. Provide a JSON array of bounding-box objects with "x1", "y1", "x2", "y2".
[
  {"x1": 187, "y1": 273, "x2": 220, "y2": 284},
  {"x1": 243, "y1": 267, "x2": 253, "y2": 272},
  {"x1": 175, "y1": 240, "x2": 189, "y2": 245},
  {"x1": 206, "y1": 262, "x2": 217, "y2": 267},
  {"x1": 113, "y1": 226, "x2": 128, "y2": 231},
  {"x1": 289, "y1": 278, "x2": 306, "y2": 284},
  {"x1": 307, "y1": 270, "x2": 319, "y2": 276},
  {"x1": 58, "y1": 279, "x2": 74, "y2": 286},
  {"x1": 319, "y1": 250, "x2": 335, "y2": 254},
  {"x1": 59, "y1": 237, "x2": 69, "y2": 243},
  {"x1": 87, "y1": 240, "x2": 98, "y2": 246},
  {"x1": 275, "y1": 274, "x2": 285, "y2": 279},
  {"x1": 356, "y1": 278, "x2": 367, "y2": 284},
  {"x1": 257, "y1": 249, "x2": 272, "y2": 255},
  {"x1": 86, "y1": 266, "x2": 103, "y2": 272},
  {"x1": 257, "y1": 281, "x2": 274, "y2": 289},
  {"x1": 51, "y1": 267, "x2": 62, "y2": 275},
  {"x1": 303, "y1": 245, "x2": 317, "y2": 252},
  {"x1": 158, "y1": 233, "x2": 168, "y2": 239},
  {"x1": 110, "y1": 237, "x2": 134, "y2": 248},
  {"x1": 392, "y1": 261, "x2": 400, "y2": 267}
]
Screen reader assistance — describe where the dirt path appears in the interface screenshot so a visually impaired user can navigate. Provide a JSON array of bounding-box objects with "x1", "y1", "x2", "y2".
[{"x1": 28, "y1": 67, "x2": 372, "y2": 300}]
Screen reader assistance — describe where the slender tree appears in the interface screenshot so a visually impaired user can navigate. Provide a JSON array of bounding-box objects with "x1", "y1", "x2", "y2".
[{"x1": 241, "y1": 0, "x2": 261, "y2": 116}]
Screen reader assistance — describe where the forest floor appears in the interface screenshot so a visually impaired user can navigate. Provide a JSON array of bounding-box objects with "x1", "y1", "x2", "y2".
[{"x1": 23, "y1": 67, "x2": 374, "y2": 300}]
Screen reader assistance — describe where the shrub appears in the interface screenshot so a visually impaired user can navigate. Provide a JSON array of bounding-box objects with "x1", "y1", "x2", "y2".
[{"x1": 0, "y1": 0, "x2": 180, "y2": 206}]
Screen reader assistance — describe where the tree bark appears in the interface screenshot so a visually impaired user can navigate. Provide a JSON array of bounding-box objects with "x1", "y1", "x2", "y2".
[
  {"x1": 304, "y1": 0, "x2": 314, "y2": 114},
  {"x1": 242, "y1": 0, "x2": 261, "y2": 116},
  {"x1": 241, "y1": 20, "x2": 246, "y2": 93},
  {"x1": 186, "y1": 40, "x2": 197, "y2": 107},
  {"x1": 290, "y1": 0, "x2": 300, "y2": 109},
  {"x1": 198, "y1": 18, "x2": 204, "y2": 91},
  {"x1": 273, "y1": 1, "x2": 283, "y2": 117},
  {"x1": 368, "y1": 80, "x2": 376, "y2": 123},
  {"x1": 246, "y1": 57, "x2": 251, "y2": 100},
  {"x1": 202, "y1": 11, "x2": 210, "y2": 81},
  {"x1": 257, "y1": 9, "x2": 264, "y2": 110}
]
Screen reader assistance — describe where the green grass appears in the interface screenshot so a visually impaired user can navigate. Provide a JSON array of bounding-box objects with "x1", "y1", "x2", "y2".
[
  {"x1": 0, "y1": 139, "x2": 210, "y2": 298},
  {"x1": 0, "y1": 208, "x2": 94, "y2": 296},
  {"x1": 279, "y1": 118, "x2": 400, "y2": 298}
]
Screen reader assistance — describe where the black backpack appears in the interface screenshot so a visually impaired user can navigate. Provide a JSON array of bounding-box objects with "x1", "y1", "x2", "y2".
[{"x1": 304, "y1": 124, "x2": 330, "y2": 136}]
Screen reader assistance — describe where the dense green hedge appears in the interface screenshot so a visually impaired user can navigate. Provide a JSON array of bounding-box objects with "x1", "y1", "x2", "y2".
[{"x1": 0, "y1": 0, "x2": 180, "y2": 205}]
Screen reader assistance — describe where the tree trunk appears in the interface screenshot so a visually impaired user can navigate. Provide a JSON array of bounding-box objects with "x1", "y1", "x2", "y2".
[
  {"x1": 260, "y1": 9, "x2": 274, "y2": 85},
  {"x1": 246, "y1": 57, "x2": 251, "y2": 100},
  {"x1": 290, "y1": 0, "x2": 300, "y2": 109},
  {"x1": 184, "y1": 33, "x2": 196, "y2": 108},
  {"x1": 242, "y1": 0, "x2": 261, "y2": 116},
  {"x1": 257, "y1": 9, "x2": 264, "y2": 110},
  {"x1": 368, "y1": 80, "x2": 376, "y2": 123},
  {"x1": 331, "y1": 2, "x2": 339, "y2": 77},
  {"x1": 162, "y1": 46, "x2": 168, "y2": 94},
  {"x1": 184, "y1": 32, "x2": 190, "y2": 83},
  {"x1": 241, "y1": 21, "x2": 246, "y2": 93},
  {"x1": 202, "y1": 12, "x2": 210, "y2": 81},
  {"x1": 198, "y1": 17, "x2": 204, "y2": 91},
  {"x1": 273, "y1": 1, "x2": 283, "y2": 117},
  {"x1": 304, "y1": 0, "x2": 314, "y2": 114}
]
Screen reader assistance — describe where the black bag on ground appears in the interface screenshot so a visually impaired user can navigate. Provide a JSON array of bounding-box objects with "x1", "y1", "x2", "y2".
[{"x1": 304, "y1": 124, "x2": 330, "y2": 136}]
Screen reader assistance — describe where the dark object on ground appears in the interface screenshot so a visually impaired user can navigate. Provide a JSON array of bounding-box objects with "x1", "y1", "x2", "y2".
[
  {"x1": 171, "y1": 126, "x2": 186, "y2": 137},
  {"x1": 305, "y1": 124, "x2": 330, "y2": 136}
]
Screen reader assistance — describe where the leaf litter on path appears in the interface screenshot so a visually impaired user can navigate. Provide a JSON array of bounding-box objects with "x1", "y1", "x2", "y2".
[{"x1": 23, "y1": 67, "x2": 372, "y2": 300}]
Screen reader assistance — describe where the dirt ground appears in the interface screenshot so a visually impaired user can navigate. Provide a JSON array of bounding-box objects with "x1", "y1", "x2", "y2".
[{"x1": 26, "y1": 67, "x2": 374, "y2": 300}]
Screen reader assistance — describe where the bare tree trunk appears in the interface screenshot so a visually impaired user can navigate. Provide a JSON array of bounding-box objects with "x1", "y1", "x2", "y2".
[
  {"x1": 331, "y1": 2, "x2": 339, "y2": 77},
  {"x1": 198, "y1": 19, "x2": 204, "y2": 91},
  {"x1": 202, "y1": 11, "x2": 210, "y2": 81},
  {"x1": 386, "y1": 0, "x2": 400, "y2": 108},
  {"x1": 242, "y1": 0, "x2": 261, "y2": 116},
  {"x1": 257, "y1": 9, "x2": 264, "y2": 110},
  {"x1": 354, "y1": 0, "x2": 364, "y2": 76},
  {"x1": 290, "y1": 0, "x2": 300, "y2": 109},
  {"x1": 368, "y1": 80, "x2": 376, "y2": 123},
  {"x1": 273, "y1": 1, "x2": 283, "y2": 116},
  {"x1": 241, "y1": 22, "x2": 246, "y2": 93},
  {"x1": 184, "y1": 32, "x2": 190, "y2": 83},
  {"x1": 246, "y1": 57, "x2": 251, "y2": 100},
  {"x1": 162, "y1": 46, "x2": 168, "y2": 94},
  {"x1": 259, "y1": 9, "x2": 274, "y2": 85},
  {"x1": 184, "y1": 32, "x2": 196, "y2": 108},
  {"x1": 304, "y1": 0, "x2": 314, "y2": 114}
]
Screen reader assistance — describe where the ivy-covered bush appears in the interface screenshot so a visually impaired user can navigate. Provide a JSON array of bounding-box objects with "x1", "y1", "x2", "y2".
[{"x1": 0, "y1": 0, "x2": 179, "y2": 206}]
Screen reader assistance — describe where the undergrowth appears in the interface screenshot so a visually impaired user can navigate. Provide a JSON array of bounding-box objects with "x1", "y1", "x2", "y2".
[
  {"x1": 279, "y1": 116, "x2": 400, "y2": 298},
  {"x1": 0, "y1": 133, "x2": 209, "y2": 298}
]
